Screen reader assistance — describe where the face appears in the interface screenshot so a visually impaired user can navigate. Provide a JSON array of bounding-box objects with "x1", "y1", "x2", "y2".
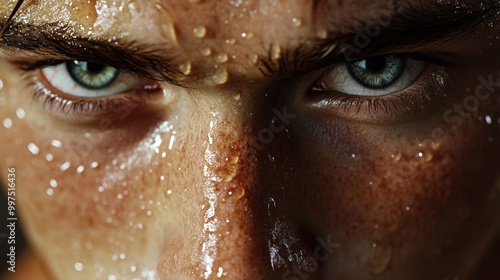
[{"x1": 0, "y1": 0, "x2": 499, "y2": 279}]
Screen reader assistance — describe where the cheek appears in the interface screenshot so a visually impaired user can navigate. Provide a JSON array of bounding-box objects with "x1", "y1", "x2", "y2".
[{"x1": 291, "y1": 103, "x2": 499, "y2": 252}]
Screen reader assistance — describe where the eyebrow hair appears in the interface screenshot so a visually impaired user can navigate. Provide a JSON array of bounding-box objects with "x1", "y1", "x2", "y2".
[
  {"x1": 258, "y1": 1, "x2": 500, "y2": 78},
  {"x1": 0, "y1": 1, "x2": 498, "y2": 85},
  {"x1": 0, "y1": 23, "x2": 186, "y2": 84}
]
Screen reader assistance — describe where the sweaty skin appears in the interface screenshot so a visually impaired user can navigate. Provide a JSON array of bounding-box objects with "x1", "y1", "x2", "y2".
[{"x1": 0, "y1": 0, "x2": 499, "y2": 279}]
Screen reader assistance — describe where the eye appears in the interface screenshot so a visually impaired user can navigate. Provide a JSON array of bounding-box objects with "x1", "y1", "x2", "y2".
[
  {"x1": 40, "y1": 60, "x2": 153, "y2": 98},
  {"x1": 31, "y1": 60, "x2": 160, "y2": 122},
  {"x1": 315, "y1": 55, "x2": 426, "y2": 96},
  {"x1": 308, "y1": 53, "x2": 450, "y2": 123}
]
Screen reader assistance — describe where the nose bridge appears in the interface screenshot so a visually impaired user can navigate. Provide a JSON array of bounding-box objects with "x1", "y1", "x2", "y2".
[{"x1": 188, "y1": 96, "x2": 319, "y2": 279}]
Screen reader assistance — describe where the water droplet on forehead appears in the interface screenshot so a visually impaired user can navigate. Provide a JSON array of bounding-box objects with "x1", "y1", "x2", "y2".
[
  {"x1": 209, "y1": 68, "x2": 229, "y2": 85},
  {"x1": 160, "y1": 23, "x2": 178, "y2": 43},
  {"x1": 200, "y1": 47, "x2": 212, "y2": 56},
  {"x1": 179, "y1": 61, "x2": 192, "y2": 75},
  {"x1": 193, "y1": 26, "x2": 207, "y2": 38},
  {"x1": 0, "y1": 79, "x2": 3, "y2": 90},
  {"x1": 215, "y1": 53, "x2": 228, "y2": 63}
]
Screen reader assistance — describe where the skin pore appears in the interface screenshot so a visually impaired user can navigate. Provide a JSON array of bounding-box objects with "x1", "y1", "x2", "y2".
[{"x1": 0, "y1": 0, "x2": 499, "y2": 279}]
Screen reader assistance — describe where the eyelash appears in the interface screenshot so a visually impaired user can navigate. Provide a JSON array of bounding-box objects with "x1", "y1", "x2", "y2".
[
  {"x1": 21, "y1": 63, "x2": 160, "y2": 123},
  {"x1": 307, "y1": 53, "x2": 452, "y2": 123}
]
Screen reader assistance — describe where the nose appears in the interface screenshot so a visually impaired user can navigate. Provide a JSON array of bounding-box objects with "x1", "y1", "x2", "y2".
[{"x1": 161, "y1": 92, "x2": 324, "y2": 279}]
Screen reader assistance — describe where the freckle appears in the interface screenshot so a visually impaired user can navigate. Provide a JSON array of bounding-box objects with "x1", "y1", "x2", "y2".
[
  {"x1": 200, "y1": 47, "x2": 212, "y2": 56},
  {"x1": 193, "y1": 25, "x2": 207, "y2": 38},
  {"x1": 292, "y1": 17, "x2": 302, "y2": 27},
  {"x1": 0, "y1": 96, "x2": 6, "y2": 107},
  {"x1": 15, "y1": 107, "x2": 26, "y2": 120},
  {"x1": 3, "y1": 118, "x2": 12, "y2": 129},
  {"x1": 215, "y1": 53, "x2": 229, "y2": 63}
]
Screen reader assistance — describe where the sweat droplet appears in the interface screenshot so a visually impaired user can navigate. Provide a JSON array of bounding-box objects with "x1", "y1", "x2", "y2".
[
  {"x1": 271, "y1": 44, "x2": 281, "y2": 61},
  {"x1": 292, "y1": 17, "x2": 302, "y2": 27},
  {"x1": 74, "y1": 262, "x2": 84, "y2": 272},
  {"x1": 15, "y1": 108, "x2": 26, "y2": 119},
  {"x1": 215, "y1": 53, "x2": 228, "y2": 63},
  {"x1": 193, "y1": 26, "x2": 207, "y2": 38},
  {"x1": 317, "y1": 29, "x2": 328, "y2": 39},
  {"x1": 28, "y1": 143, "x2": 40, "y2": 155},
  {"x1": 3, "y1": 118, "x2": 12, "y2": 129},
  {"x1": 364, "y1": 243, "x2": 392, "y2": 274},
  {"x1": 179, "y1": 61, "x2": 192, "y2": 75},
  {"x1": 161, "y1": 23, "x2": 178, "y2": 43},
  {"x1": 0, "y1": 79, "x2": 3, "y2": 90},
  {"x1": 209, "y1": 68, "x2": 229, "y2": 85},
  {"x1": 200, "y1": 47, "x2": 212, "y2": 56}
]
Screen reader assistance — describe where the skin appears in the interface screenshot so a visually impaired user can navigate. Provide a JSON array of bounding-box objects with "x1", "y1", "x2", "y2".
[{"x1": 0, "y1": 0, "x2": 499, "y2": 279}]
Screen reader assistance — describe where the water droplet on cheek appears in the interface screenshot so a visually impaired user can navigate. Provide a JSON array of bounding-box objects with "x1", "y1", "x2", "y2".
[
  {"x1": 292, "y1": 17, "x2": 302, "y2": 27},
  {"x1": 15, "y1": 108, "x2": 26, "y2": 120},
  {"x1": 3, "y1": 118, "x2": 12, "y2": 129},
  {"x1": 179, "y1": 61, "x2": 192, "y2": 75},
  {"x1": 364, "y1": 243, "x2": 392, "y2": 274}
]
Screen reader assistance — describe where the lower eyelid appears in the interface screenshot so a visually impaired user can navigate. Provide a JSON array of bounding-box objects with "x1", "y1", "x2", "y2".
[{"x1": 29, "y1": 73, "x2": 162, "y2": 124}]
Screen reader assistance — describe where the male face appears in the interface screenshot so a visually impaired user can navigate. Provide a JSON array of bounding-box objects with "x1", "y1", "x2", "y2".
[{"x1": 0, "y1": 0, "x2": 499, "y2": 279}]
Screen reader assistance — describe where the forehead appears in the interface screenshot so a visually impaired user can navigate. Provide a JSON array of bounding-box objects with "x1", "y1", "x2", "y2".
[{"x1": 0, "y1": 0, "x2": 480, "y2": 85}]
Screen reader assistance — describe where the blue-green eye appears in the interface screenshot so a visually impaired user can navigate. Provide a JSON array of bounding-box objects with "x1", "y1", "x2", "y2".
[
  {"x1": 316, "y1": 54, "x2": 426, "y2": 97},
  {"x1": 66, "y1": 61, "x2": 119, "y2": 89},
  {"x1": 347, "y1": 55, "x2": 405, "y2": 89}
]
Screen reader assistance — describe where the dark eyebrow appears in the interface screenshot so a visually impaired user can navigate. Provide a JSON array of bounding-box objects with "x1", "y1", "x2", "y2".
[
  {"x1": 0, "y1": 22, "x2": 186, "y2": 84},
  {"x1": 259, "y1": 1, "x2": 500, "y2": 78}
]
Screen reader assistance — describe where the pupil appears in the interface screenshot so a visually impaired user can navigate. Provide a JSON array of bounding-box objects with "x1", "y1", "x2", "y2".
[
  {"x1": 83, "y1": 62, "x2": 106, "y2": 74},
  {"x1": 365, "y1": 56, "x2": 386, "y2": 72}
]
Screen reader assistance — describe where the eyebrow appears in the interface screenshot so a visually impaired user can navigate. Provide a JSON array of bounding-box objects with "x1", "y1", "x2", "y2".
[
  {"x1": 259, "y1": 1, "x2": 500, "y2": 78},
  {"x1": 0, "y1": 23, "x2": 186, "y2": 84},
  {"x1": 0, "y1": 1, "x2": 498, "y2": 84}
]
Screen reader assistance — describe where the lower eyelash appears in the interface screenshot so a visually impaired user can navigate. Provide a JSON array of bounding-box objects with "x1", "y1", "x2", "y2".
[
  {"x1": 29, "y1": 77, "x2": 155, "y2": 124},
  {"x1": 307, "y1": 68, "x2": 452, "y2": 124}
]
